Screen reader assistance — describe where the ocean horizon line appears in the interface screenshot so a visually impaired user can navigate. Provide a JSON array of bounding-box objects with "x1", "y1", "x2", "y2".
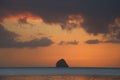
[
  {"x1": 0, "y1": 67, "x2": 120, "y2": 69},
  {"x1": 0, "y1": 67, "x2": 120, "y2": 76}
]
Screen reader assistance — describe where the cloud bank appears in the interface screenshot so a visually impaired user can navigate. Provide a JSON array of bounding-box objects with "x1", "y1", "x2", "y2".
[
  {"x1": 0, "y1": 24, "x2": 54, "y2": 48},
  {"x1": 0, "y1": 0, "x2": 120, "y2": 44},
  {"x1": 0, "y1": 0, "x2": 120, "y2": 34}
]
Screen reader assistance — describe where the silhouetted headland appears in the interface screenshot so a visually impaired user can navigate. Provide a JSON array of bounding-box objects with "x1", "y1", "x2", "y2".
[{"x1": 56, "y1": 59, "x2": 69, "y2": 68}]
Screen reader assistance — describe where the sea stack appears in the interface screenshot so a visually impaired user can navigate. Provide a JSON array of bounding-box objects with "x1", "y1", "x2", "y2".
[{"x1": 56, "y1": 59, "x2": 69, "y2": 68}]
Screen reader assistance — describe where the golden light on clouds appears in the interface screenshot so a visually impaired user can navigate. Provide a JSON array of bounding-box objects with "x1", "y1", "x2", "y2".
[
  {"x1": 0, "y1": 12, "x2": 120, "y2": 67},
  {"x1": 68, "y1": 15, "x2": 84, "y2": 24},
  {"x1": 115, "y1": 17, "x2": 120, "y2": 26},
  {"x1": 3, "y1": 12, "x2": 43, "y2": 23},
  {"x1": 1, "y1": 13, "x2": 90, "y2": 43},
  {"x1": 0, "y1": 0, "x2": 120, "y2": 68}
]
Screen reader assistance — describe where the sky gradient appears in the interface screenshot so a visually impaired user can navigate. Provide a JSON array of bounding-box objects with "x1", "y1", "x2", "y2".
[{"x1": 0, "y1": 0, "x2": 120, "y2": 67}]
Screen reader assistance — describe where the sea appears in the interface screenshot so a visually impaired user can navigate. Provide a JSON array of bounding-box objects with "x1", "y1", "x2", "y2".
[{"x1": 0, "y1": 68, "x2": 120, "y2": 80}]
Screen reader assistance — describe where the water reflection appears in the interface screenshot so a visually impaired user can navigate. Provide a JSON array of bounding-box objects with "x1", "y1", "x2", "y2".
[{"x1": 0, "y1": 76, "x2": 120, "y2": 80}]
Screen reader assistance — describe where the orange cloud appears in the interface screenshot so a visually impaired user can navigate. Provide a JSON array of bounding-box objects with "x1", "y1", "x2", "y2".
[
  {"x1": 68, "y1": 15, "x2": 84, "y2": 24},
  {"x1": 2, "y1": 12, "x2": 43, "y2": 23},
  {"x1": 61, "y1": 14, "x2": 84, "y2": 30},
  {"x1": 115, "y1": 17, "x2": 120, "y2": 26}
]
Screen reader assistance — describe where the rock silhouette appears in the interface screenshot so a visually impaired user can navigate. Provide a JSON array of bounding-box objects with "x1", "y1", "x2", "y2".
[{"x1": 56, "y1": 59, "x2": 69, "y2": 68}]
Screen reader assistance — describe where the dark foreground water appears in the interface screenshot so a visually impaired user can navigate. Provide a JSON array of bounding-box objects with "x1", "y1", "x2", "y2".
[
  {"x1": 0, "y1": 68, "x2": 120, "y2": 80},
  {"x1": 0, "y1": 68, "x2": 120, "y2": 76}
]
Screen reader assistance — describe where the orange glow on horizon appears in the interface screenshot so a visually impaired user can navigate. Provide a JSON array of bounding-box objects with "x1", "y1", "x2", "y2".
[{"x1": 3, "y1": 12, "x2": 43, "y2": 23}]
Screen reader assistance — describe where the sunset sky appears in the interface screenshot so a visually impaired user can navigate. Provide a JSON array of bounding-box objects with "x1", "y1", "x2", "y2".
[{"x1": 0, "y1": 0, "x2": 120, "y2": 67}]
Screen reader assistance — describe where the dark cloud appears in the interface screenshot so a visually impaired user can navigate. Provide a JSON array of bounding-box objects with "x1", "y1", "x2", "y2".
[
  {"x1": 0, "y1": 24, "x2": 54, "y2": 48},
  {"x1": 15, "y1": 37, "x2": 54, "y2": 48},
  {"x1": 107, "y1": 18, "x2": 120, "y2": 40},
  {"x1": 116, "y1": 32, "x2": 120, "y2": 40},
  {"x1": 59, "y1": 40, "x2": 79, "y2": 45},
  {"x1": 0, "y1": 24, "x2": 18, "y2": 47},
  {"x1": 0, "y1": 0, "x2": 120, "y2": 34},
  {"x1": 104, "y1": 40, "x2": 120, "y2": 44},
  {"x1": 85, "y1": 39, "x2": 101, "y2": 44},
  {"x1": 61, "y1": 15, "x2": 83, "y2": 30}
]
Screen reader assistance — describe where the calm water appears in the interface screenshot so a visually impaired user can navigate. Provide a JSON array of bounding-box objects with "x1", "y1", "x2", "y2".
[
  {"x1": 0, "y1": 68, "x2": 120, "y2": 80},
  {"x1": 0, "y1": 68, "x2": 120, "y2": 76}
]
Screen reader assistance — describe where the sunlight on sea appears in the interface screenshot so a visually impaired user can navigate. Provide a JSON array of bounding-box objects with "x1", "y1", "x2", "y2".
[{"x1": 0, "y1": 76, "x2": 120, "y2": 80}]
